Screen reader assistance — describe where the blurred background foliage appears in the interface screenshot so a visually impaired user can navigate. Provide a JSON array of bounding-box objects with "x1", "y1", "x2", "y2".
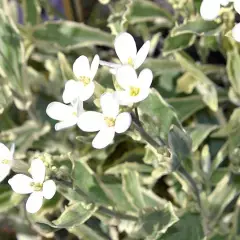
[{"x1": 1, "y1": 0, "x2": 240, "y2": 239}]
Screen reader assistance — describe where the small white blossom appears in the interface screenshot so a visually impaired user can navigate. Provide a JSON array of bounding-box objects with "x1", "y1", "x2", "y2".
[
  {"x1": 0, "y1": 143, "x2": 14, "y2": 182},
  {"x1": 114, "y1": 32, "x2": 150, "y2": 69},
  {"x1": 8, "y1": 159, "x2": 56, "y2": 213},
  {"x1": 63, "y1": 55, "x2": 100, "y2": 103},
  {"x1": 78, "y1": 93, "x2": 132, "y2": 149},
  {"x1": 115, "y1": 65, "x2": 153, "y2": 105},
  {"x1": 200, "y1": 0, "x2": 221, "y2": 21},
  {"x1": 234, "y1": 0, "x2": 240, "y2": 14},
  {"x1": 232, "y1": 23, "x2": 240, "y2": 42},
  {"x1": 46, "y1": 98, "x2": 84, "y2": 131}
]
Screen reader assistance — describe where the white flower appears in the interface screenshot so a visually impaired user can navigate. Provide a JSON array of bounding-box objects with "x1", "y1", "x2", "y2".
[
  {"x1": 8, "y1": 159, "x2": 56, "y2": 213},
  {"x1": 78, "y1": 93, "x2": 132, "y2": 149},
  {"x1": 46, "y1": 98, "x2": 84, "y2": 131},
  {"x1": 114, "y1": 32, "x2": 150, "y2": 69},
  {"x1": 0, "y1": 143, "x2": 14, "y2": 182},
  {"x1": 200, "y1": 0, "x2": 221, "y2": 21},
  {"x1": 115, "y1": 65, "x2": 153, "y2": 105},
  {"x1": 232, "y1": 23, "x2": 240, "y2": 42},
  {"x1": 62, "y1": 55, "x2": 100, "y2": 103},
  {"x1": 233, "y1": 0, "x2": 240, "y2": 14}
]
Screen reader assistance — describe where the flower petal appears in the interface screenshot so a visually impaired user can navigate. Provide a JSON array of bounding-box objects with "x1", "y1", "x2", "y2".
[
  {"x1": 0, "y1": 143, "x2": 12, "y2": 161},
  {"x1": 114, "y1": 32, "x2": 137, "y2": 64},
  {"x1": 62, "y1": 80, "x2": 82, "y2": 104},
  {"x1": 90, "y1": 54, "x2": 100, "y2": 80},
  {"x1": 92, "y1": 127, "x2": 115, "y2": 149},
  {"x1": 73, "y1": 55, "x2": 90, "y2": 78},
  {"x1": 115, "y1": 112, "x2": 132, "y2": 133},
  {"x1": 43, "y1": 180, "x2": 56, "y2": 199},
  {"x1": 78, "y1": 111, "x2": 104, "y2": 132},
  {"x1": 30, "y1": 159, "x2": 45, "y2": 183},
  {"x1": 134, "y1": 88, "x2": 150, "y2": 103},
  {"x1": 134, "y1": 41, "x2": 150, "y2": 69},
  {"x1": 116, "y1": 65, "x2": 138, "y2": 89},
  {"x1": 8, "y1": 174, "x2": 33, "y2": 194},
  {"x1": 55, "y1": 119, "x2": 77, "y2": 131},
  {"x1": 46, "y1": 102, "x2": 75, "y2": 121},
  {"x1": 72, "y1": 97, "x2": 84, "y2": 116},
  {"x1": 138, "y1": 68, "x2": 153, "y2": 89},
  {"x1": 200, "y1": 0, "x2": 220, "y2": 21},
  {"x1": 78, "y1": 81, "x2": 95, "y2": 101},
  {"x1": 234, "y1": 0, "x2": 240, "y2": 14},
  {"x1": 100, "y1": 92, "x2": 119, "y2": 118},
  {"x1": 220, "y1": 0, "x2": 230, "y2": 6},
  {"x1": 26, "y1": 192, "x2": 43, "y2": 213},
  {"x1": 0, "y1": 164, "x2": 11, "y2": 182},
  {"x1": 114, "y1": 91, "x2": 133, "y2": 106},
  {"x1": 232, "y1": 23, "x2": 240, "y2": 42}
]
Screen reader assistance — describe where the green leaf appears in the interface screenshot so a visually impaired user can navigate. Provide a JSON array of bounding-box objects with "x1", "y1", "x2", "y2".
[
  {"x1": 69, "y1": 224, "x2": 109, "y2": 240},
  {"x1": 53, "y1": 202, "x2": 98, "y2": 228},
  {"x1": 22, "y1": 0, "x2": 41, "y2": 25},
  {"x1": 73, "y1": 161, "x2": 113, "y2": 205},
  {"x1": 0, "y1": 185, "x2": 24, "y2": 213},
  {"x1": 208, "y1": 176, "x2": 238, "y2": 224},
  {"x1": 163, "y1": 34, "x2": 196, "y2": 54},
  {"x1": 138, "y1": 203, "x2": 178, "y2": 239},
  {"x1": 168, "y1": 95, "x2": 205, "y2": 122},
  {"x1": 32, "y1": 21, "x2": 114, "y2": 52},
  {"x1": 0, "y1": 10, "x2": 31, "y2": 109},
  {"x1": 57, "y1": 52, "x2": 75, "y2": 80},
  {"x1": 0, "y1": 84, "x2": 12, "y2": 114},
  {"x1": 173, "y1": 18, "x2": 221, "y2": 36},
  {"x1": 227, "y1": 108, "x2": 240, "y2": 152},
  {"x1": 103, "y1": 176, "x2": 136, "y2": 212},
  {"x1": 129, "y1": 0, "x2": 173, "y2": 27},
  {"x1": 189, "y1": 124, "x2": 218, "y2": 152},
  {"x1": 138, "y1": 89, "x2": 179, "y2": 139},
  {"x1": 0, "y1": 120, "x2": 50, "y2": 155},
  {"x1": 161, "y1": 213, "x2": 203, "y2": 240},
  {"x1": 227, "y1": 49, "x2": 240, "y2": 96},
  {"x1": 168, "y1": 125, "x2": 192, "y2": 161},
  {"x1": 122, "y1": 170, "x2": 146, "y2": 210},
  {"x1": 176, "y1": 72, "x2": 198, "y2": 94},
  {"x1": 141, "y1": 58, "x2": 182, "y2": 77},
  {"x1": 106, "y1": 162, "x2": 152, "y2": 175},
  {"x1": 175, "y1": 52, "x2": 218, "y2": 111}
]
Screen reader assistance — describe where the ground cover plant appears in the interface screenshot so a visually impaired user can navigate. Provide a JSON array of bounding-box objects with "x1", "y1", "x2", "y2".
[{"x1": 0, "y1": 0, "x2": 240, "y2": 239}]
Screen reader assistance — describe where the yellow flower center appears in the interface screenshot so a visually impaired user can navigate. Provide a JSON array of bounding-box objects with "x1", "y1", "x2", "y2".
[
  {"x1": 129, "y1": 86, "x2": 140, "y2": 96},
  {"x1": 104, "y1": 117, "x2": 115, "y2": 127},
  {"x1": 1, "y1": 159, "x2": 10, "y2": 164},
  {"x1": 72, "y1": 111, "x2": 77, "y2": 116},
  {"x1": 127, "y1": 57, "x2": 134, "y2": 67},
  {"x1": 31, "y1": 182, "x2": 43, "y2": 191},
  {"x1": 79, "y1": 76, "x2": 90, "y2": 86}
]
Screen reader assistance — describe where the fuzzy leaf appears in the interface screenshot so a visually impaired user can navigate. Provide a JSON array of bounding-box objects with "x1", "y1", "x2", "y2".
[
  {"x1": 122, "y1": 170, "x2": 146, "y2": 210},
  {"x1": 32, "y1": 21, "x2": 114, "y2": 52},
  {"x1": 53, "y1": 202, "x2": 98, "y2": 228},
  {"x1": 73, "y1": 161, "x2": 113, "y2": 206},
  {"x1": 163, "y1": 34, "x2": 196, "y2": 54}
]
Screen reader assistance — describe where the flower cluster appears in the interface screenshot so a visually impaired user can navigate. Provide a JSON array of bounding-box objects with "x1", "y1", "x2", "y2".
[
  {"x1": 0, "y1": 143, "x2": 56, "y2": 213},
  {"x1": 200, "y1": 0, "x2": 240, "y2": 42},
  {"x1": 46, "y1": 32, "x2": 153, "y2": 149}
]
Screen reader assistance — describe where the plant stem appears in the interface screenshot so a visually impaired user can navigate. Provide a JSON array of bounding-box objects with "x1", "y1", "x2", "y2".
[
  {"x1": 132, "y1": 108, "x2": 209, "y2": 235},
  {"x1": 131, "y1": 110, "x2": 162, "y2": 149},
  {"x1": 54, "y1": 178, "x2": 138, "y2": 222}
]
